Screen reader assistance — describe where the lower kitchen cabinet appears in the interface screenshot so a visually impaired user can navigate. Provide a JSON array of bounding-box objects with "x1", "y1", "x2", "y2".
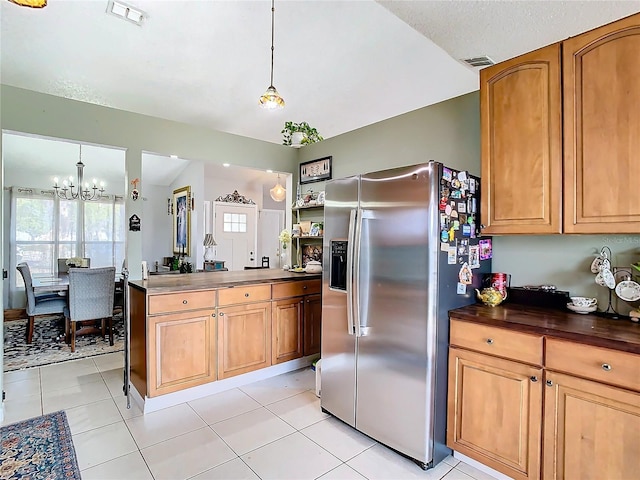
[
  {"x1": 543, "y1": 371, "x2": 640, "y2": 479},
  {"x1": 147, "y1": 309, "x2": 216, "y2": 397},
  {"x1": 272, "y1": 297, "x2": 304, "y2": 364},
  {"x1": 303, "y1": 293, "x2": 322, "y2": 356},
  {"x1": 217, "y1": 301, "x2": 272, "y2": 379},
  {"x1": 447, "y1": 347, "x2": 543, "y2": 480}
]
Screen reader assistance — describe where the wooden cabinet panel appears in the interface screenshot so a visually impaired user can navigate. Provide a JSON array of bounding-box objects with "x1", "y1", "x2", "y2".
[
  {"x1": 272, "y1": 279, "x2": 321, "y2": 299},
  {"x1": 217, "y1": 284, "x2": 271, "y2": 306},
  {"x1": 480, "y1": 43, "x2": 562, "y2": 234},
  {"x1": 272, "y1": 297, "x2": 303, "y2": 364},
  {"x1": 546, "y1": 338, "x2": 640, "y2": 391},
  {"x1": 147, "y1": 309, "x2": 216, "y2": 397},
  {"x1": 303, "y1": 293, "x2": 322, "y2": 356},
  {"x1": 543, "y1": 371, "x2": 640, "y2": 479},
  {"x1": 447, "y1": 348, "x2": 542, "y2": 480},
  {"x1": 218, "y1": 301, "x2": 271, "y2": 379},
  {"x1": 148, "y1": 290, "x2": 215, "y2": 315},
  {"x1": 450, "y1": 319, "x2": 543, "y2": 366},
  {"x1": 563, "y1": 13, "x2": 640, "y2": 233}
]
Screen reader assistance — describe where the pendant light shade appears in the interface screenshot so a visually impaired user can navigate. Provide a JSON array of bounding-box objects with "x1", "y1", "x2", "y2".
[
  {"x1": 259, "y1": 0, "x2": 285, "y2": 109},
  {"x1": 270, "y1": 175, "x2": 286, "y2": 202},
  {"x1": 8, "y1": 0, "x2": 47, "y2": 7}
]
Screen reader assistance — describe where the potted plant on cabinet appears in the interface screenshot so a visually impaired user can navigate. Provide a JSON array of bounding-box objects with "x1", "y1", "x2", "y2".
[{"x1": 281, "y1": 121, "x2": 324, "y2": 147}]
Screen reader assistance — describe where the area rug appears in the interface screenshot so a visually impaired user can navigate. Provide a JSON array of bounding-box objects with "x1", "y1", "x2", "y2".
[
  {"x1": 0, "y1": 410, "x2": 81, "y2": 479},
  {"x1": 4, "y1": 313, "x2": 124, "y2": 372}
]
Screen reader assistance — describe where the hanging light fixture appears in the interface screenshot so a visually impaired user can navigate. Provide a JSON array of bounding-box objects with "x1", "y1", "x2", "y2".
[
  {"x1": 53, "y1": 145, "x2": 107, "y2": 201},
  {"x1": 259, "y1": 0, "x2": 285, "y2": 109},
  {"x1": 270, "y1": 174, "x2": 286, "y2": 202},
  {"x1": 8, "y1": 0, "x2": 47, "y2": 8}
]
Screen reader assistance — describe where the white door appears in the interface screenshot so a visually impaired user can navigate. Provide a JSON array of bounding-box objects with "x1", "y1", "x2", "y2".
[
  {"x1": 259, "y1": 209, "x2": 284, "y2": 269},
  {"x1": 214, "y1": 202, "x2": 257, "y2": 271}
]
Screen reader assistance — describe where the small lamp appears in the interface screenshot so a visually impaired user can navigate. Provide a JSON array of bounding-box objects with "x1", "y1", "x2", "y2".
[{"x1": 203, "y1": 234, "x2": 216, "y2": 262}]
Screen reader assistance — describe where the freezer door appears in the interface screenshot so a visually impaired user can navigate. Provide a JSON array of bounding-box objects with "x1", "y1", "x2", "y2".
[
  {"x1": 321, "y1": 175, "x2": 359, "y2": 426},
  {"x1": 355, "y1": 163, "x2": 439, "y2": 464}
]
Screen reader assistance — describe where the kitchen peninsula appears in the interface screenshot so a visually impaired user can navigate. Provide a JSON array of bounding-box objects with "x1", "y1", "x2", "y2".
[{"x1": 128, "y1": 269, "x2": 322, "y2": 412}]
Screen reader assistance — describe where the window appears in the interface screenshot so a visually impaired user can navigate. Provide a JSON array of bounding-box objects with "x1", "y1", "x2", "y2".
[
  {"x1": 223, "y1": 212, "x2": 247, "y2": 233},
  {"x1": 12, "y1": 188, "x2": 125, "y2": 290}
]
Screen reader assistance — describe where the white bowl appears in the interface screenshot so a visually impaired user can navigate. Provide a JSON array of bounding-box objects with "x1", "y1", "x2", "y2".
[{"x1": 305, "y1": 261, "x2": 322, "y2": 274}]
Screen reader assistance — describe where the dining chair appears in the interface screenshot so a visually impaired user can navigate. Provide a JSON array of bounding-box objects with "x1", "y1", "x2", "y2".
[
  {"x1": 16, "y1": 262, "x2": 68, "y2": 343},
  {"x1": 64, "y1": 267, "x2": 116, "y2": 352}
]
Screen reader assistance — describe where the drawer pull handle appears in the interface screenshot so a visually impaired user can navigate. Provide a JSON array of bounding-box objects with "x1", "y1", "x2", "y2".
[
  {"x1": 486, "y1": 338, "x2": 494, "y2": 345},
  {"x1": 219, "y1": 312, "x2": 224, "y2": 317},
  {"x1": 245, "y1": 293, "x2": 250, "y2": 297},
  {"x1": 183, "y1": 300, "x2": 188, "y2": 304},
  {"x1": 303, "y1": 285, "x2": 307, "y2": 289},
  {"x1": 602, "y1": 363, "x2": 612, "y2": 371},
  {"x1": 211, "y1": 313, "x2": 216, "y2": 318},
  {"x1": 530, "y1": 376, "x2": 538, "y2": 382},
  {"x1": 546, "y1": 380, "x2": 553, "y2": 387}
]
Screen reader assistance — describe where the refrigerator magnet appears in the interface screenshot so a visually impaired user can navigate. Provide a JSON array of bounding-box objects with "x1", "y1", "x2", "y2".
[
  {"x1": 451, "y1": 190, "x2": 462, "y2": 199},
  {"x1": 442, "y1": 168, "x2": 452, "y2": 182},
  {"x1": 441, "y1": 230, "x2": 449, "y2": 242},
  {"x1": 469, "y1": 178, "x2": 476, "y2": 194},
  {"x1": 452, "y1": 178, "x2": 461, "y2": 189},
  {"x1": 456, "y1": 282, "x2": 467, "y2": 295},
  {"x1": 458, "y1": 171, "x2": 468, "y2": 181},
  {"x1": 459, "y1": 214, "x2": 467, "y2": 225},
  {"x1": 457, "y1": 239, "x2": 469, "y2": 255},
  {"x1": 458, "y1": 202, "x2": 466, "y2": 213},
  {"x1": 462, "y1": 224, "x2": 471, "y2": 236},
  {"x1": 459, "y1": 263, "x2": 473, "y2": 285},
  {"x1": 453, "y1": 220, "x2": 460, "y2": 231},
  {"x1": 451, "y1": 209, "x2": 458, "y2": 219},
  {"x1": 445, "y1": 204, "x2": 452, "y2": 215},
  {"x1": 448, "y1": 227, "x2": 455, "y2": 241},
  {"x1": 469, "y1": 245, "x2": 480, "y2": 268},
  {"x1": 479, "y1": 239, "x2": 493, "y2": 260},
  {"x1": 470, "y1": 224, "x2": 476, "y2": 238},
  {"x1": 447, "y1": 246, "x2": 457, "y2": 264},
  {"x1": 440, "y1": 242, "x2": 450, "y2": 252}
]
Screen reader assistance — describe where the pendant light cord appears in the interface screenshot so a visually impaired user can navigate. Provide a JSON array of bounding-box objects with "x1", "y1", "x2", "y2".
[{"x1": 270, "y1": 0, "x2": 275, "y2": 87}]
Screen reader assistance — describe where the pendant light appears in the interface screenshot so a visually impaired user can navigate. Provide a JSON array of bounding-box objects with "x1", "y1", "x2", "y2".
[
  {"x1": 270, "y1": 174, "x2": 286, "y2": 202},
  {"x1": 259, "y1": 0, "x2": 285, "y2": 109},
  {"x1": 8, "y1": 0, "x2": 46, "y2": 7}
]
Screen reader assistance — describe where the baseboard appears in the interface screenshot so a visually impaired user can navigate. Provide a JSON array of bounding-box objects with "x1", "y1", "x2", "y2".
[
  {"x1": 133, "y1": 355, "x2": 315, "y2": 414},
  {"x1": 453, "y1": 451, "x2": 514, "y2": 480},
  {"x1": 3, "y1": 309, "x2": 26, "y2": 321}
]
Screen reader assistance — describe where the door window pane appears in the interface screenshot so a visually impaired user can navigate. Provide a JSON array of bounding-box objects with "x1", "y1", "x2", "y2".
[{"x1": 223, "y1": 213, "x2": 247, "y2": 233}]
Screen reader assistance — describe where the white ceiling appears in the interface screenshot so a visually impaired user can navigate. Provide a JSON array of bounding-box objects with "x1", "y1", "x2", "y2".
[{"x1": 3, "y1": 1, "x2": 636, "y2": 146}]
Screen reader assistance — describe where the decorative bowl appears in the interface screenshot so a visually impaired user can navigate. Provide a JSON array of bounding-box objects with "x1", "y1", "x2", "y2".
[{"x1": 305, "y1": 261, "x2": 322, "y2": 274}]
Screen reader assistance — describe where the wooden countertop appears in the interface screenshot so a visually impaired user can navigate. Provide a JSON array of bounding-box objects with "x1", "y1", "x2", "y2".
[
  {"x1": 129, "y1": 269, "x2": 322, "y2": 294},
  {"x1": 449, "y1": 303, "x2": 640, "y2": 354}
]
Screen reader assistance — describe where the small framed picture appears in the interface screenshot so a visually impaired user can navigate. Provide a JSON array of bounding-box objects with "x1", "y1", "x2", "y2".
[{"x1": 300, "y1": 156, "x2": 332, "y2": 184}]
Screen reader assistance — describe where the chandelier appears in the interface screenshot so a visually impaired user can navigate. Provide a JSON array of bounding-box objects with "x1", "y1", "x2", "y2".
[
  {"x1": 53, "y1": 145, "x2": 106, "y2": 201},
  {"x1": 8, "y1": 0, "x2": 47, "y2": 8},
  {"x1": 258, "y1": 0, "x2": 285, "y2": 109}
]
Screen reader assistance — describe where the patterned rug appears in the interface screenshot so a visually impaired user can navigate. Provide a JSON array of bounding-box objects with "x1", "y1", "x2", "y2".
[
  {"x1": 0, "y1": 410, "x2": 81, "y2": 479},
  {"x1": 4, "y1": 313, "x2": 124, "y2": 372}
]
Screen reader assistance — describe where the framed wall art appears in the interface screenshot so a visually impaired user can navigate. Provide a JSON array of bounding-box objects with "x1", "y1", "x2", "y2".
[
  {"x1": 300, "y1": 156, "x2": 332, "y2": 184},
  {"x1": 173, "y1": 185, "x2": 191, "y2": 256}
]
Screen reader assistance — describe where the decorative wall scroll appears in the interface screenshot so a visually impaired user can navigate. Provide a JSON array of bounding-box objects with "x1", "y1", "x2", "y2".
[
  {"x1": 300, "y1": 156, "x2": 332, "y2": 184},
  {"x1": 173, "y1": 185, "x2": 191, "y2": 256},
  {"x1": 215, "y1": 190, "x2": 256, "y2": 205}
]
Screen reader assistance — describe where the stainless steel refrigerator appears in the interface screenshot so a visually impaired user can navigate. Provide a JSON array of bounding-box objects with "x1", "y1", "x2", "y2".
[{"x1": 321, "y1": 161, "x2": 491, "y2": 469}]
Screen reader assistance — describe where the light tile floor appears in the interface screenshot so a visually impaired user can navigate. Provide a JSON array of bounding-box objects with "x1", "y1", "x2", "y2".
[{"x1": 2, "y1": 353, "x2": 499, "y2": 480}]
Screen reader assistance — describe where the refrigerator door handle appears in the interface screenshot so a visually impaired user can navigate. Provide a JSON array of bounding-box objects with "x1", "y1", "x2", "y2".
[
  {"x1": 346, "y1": 208, "x2": 357, "y2": 335},
  {"x1": 353, "y1": 207, "x2": 363, "y2": 337}
]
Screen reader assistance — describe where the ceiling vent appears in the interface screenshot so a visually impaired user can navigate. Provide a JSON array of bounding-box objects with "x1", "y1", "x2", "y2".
[
  {"x1": 107, "y1": 0, "x2": 145, "y2": 26},
  {"x1": 462, "y1": 56, "x2": 495, "y2": 68}
]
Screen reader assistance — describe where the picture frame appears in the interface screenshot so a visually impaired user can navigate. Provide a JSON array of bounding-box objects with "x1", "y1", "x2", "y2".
[
  {"x1": 300, "y1": 156, "x2": 332, "y2": 184},
  {"x1": 172, "y1": 185, "x2": 191, "y2": 256}
]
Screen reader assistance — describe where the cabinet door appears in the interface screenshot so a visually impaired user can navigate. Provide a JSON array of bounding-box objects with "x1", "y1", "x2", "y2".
[
  {"x1": 563, "y1": 13, "x2": 640, "y2": 233},
  {"x1": 543, "y1": 371, "x2": 640, "y2": 479},
  {"x1": 147, "y1": 309, "x2": 216, "y2": 397},
  {"x1": 303, "y1": 293, "x2": 322, "y2": 356},
  {"x1": 480, "y1": 43, "x2": 562, "y2": 234},
  {"x1": 447, "y1": 348, "x2": 542, "y2": 480},
  {"x1": 271, "y1": 297, "x2": 303, "y2": 364},
  {"x1": 218, "y1": 301, "x2": 271, "y2": 379}
]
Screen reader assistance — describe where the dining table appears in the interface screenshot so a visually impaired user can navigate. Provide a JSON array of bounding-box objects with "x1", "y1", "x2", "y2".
[{"x1": 32, "y1": 272, "x2": 124, "y2": 294}]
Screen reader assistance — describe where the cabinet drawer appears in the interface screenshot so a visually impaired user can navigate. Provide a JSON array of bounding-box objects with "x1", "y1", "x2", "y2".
[
  {"x1": 218, "y1": 284, "x2": 271, "y2": 306},
  {"x1": 450, "y1": 319, "x2": 543, "y2": 365},
  {"x1": 148, "y1": 291, "x2": 215, "y2": 315},
  {"x1": 546, "y1": 338, "x2": 640, "y2": 392},
  {"x1": 272, "y1": 280, "x2": 321, "y2": 299}
]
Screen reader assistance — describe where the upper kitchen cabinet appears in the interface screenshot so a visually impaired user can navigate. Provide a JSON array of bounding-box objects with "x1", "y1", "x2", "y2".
[
  {"x1": 481, "y1": 13, "x2": 640, "y2": 235},
  {"x1": 563, "y1": 13, "x2": 640, "y2": 233},
  {"x1": 480, "y1": 43, "x2": 563, "y2": 234}
]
